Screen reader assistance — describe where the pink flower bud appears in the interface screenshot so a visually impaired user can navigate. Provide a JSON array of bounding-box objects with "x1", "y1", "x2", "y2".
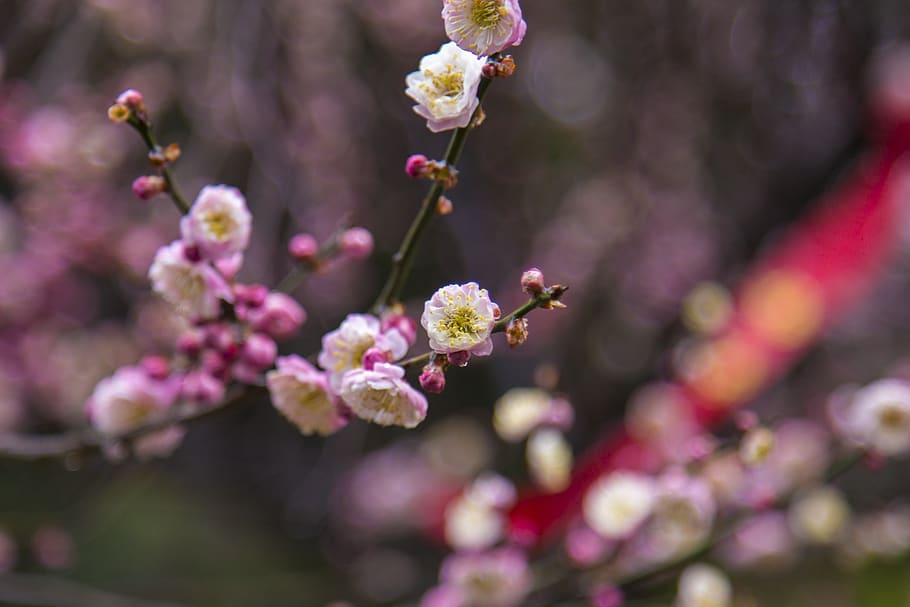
[
  {"x1": 405, "y1": 154, "x2": 429, "y2": 178},
  {"x1": 419, "y1": 364, "x2": 446, "y2": 393},
  {"x1": 339, "y1": 227, "x2": 374, "y2": 260},
  {"x1": 361, "y1": 346, "x2": 391, "y2": 370},
  {"x1": 182, "y1": 244, "x2": 202, "y2": 263},
  {"x1": 204, "y1": 322, "x2": 235, "y2": 351},
  {"x1": 181, "y1": 370, "x2": 225, "y2": 405},
  {"x1": 214, "y1": 252, "x2": 243, "y2": 280},
  {"x1": 131, "y1": 175, "x2": 166, "y2": 200},
  {"x1": 116, "y1": 88, "x2": 145, "y2": 109},
  {"x1": 234, "y1": 283, "x2": 268, "y2": 308},
  {"x1": 590, "y1": 585, "x2": 624, "y2": 607},
  {"x1": 447, "y1": 351, "x2": 471, "y2": 367},
  {"x1": 242, "y1": 333, "x2": 277, "y2": 369},
  {"x1": 288, "y1": 233, "x2": 319, "y2": 261},
  {"x1": 381, "y1": 314, "x2": 418, "y2": 346},
  {"x1": 200, "y1": 349, "x2": 228, "y2": 379},
  {"x1": 140, "y1": 355, "x2": 170, "y2": 380},
  {"x1": 521, "y1": 267, "x2": 545, "y2": 295},
  {"x1": 248, "y1": 292, "x2": 306, "y2": 338},
  {"x1": 176, "y1": 329, "x2": 204, "y2": 356},
  {"x1": 231, "y1": 360, "x2": 262, "y2": 384}
]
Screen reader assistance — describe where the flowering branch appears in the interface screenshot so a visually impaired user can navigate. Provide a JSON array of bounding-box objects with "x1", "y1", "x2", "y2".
[
  {"x1": 370, "y1": 73, "x2": 495, "y2": 315},
  {"x1": 398, "y1": 283, "x2": 568, "y2": 369}
]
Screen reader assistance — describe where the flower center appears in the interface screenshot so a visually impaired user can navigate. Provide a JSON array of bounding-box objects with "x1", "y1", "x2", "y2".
[
  {"x1": 429, "y1": 66, "x2": 465, "y2": 98},
  {"x1": 470, "y1": 0, "x2": 505, "y2": 29},
  {"x1": 202, "y1": 210, "x2": 236, "y2": 240},
  {"x1": 880, "y1": 403, "x2": 908, "y2": 429},
  {"x1": 437, "y1": 305, "x2": 484, "y2": 344}
]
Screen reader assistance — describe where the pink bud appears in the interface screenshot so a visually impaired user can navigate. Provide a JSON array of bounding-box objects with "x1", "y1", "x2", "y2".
[
  {"x1": 182, "y1": 244, "x2": 202, "y2": 263},
  {"x1": 288, "y1": 233, "x2": 319, "y2": 261},
  {"x1": 242, "y1": 333, "x2": 277, "y2": 368},
  {"x1": 419, "y1": 364, "x2": 446, "y2": 393},
  {"x1": 590, "y1": 585, "x2": 624, "y2": 607},
  {"x1": 231, "y1": 360, "x2": 262, "y2": 384},
  {"x1": 234, "y1": 283, "x2": 268, "y2": 308},
  {"x1": 214, "y1": 253, "x2": 243, "y2": 280},
  {"x1": 200, "y1": 349, "x2": 228, "y2": 379},
  {"x1": 181, "y1": 370, "x2": 225, "y2": 405},
  {"x1": 405, "y1": 154, "x2": 429, "y2": 178},
  {"x1": 176, "y1": 329, "x2": 204, "y2": 356},
  {"x1": 204, "y1": 323, "x2": 236, "y2": 352},
  {"x1": 521, "y1": 267, "x2": 545, "y2": 295},
  {"x1": 116, "y1": 88, "x2": 145, "y2": 109},
  {"x1": 339, "y1": 227, "x2": 374, "y2": 260},
  {"x1": 360, "y1": 346, "x2": 391, "y2": 370},
  {"x1": 447, "y1": 351, "x2": 471, "y2": 367},
  {"x1": 248, "y1": 292, "x2": 306, "y2": 338},
  {"x1": 140, "y1": 355, "x2": 170, "y2": 380},
  {"x1": 131, "y1": 175, "x2": 166, "y2": 200},
  {"x1": 381, "y1": 314, "x2": 418, "y2": 346}
]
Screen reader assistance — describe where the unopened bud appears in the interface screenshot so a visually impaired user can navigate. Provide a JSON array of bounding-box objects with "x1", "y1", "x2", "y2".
[
  {"x1": 340, "y1": 227, "x2": 374, "y2": 260},
  {"x1": 381, "y1": 314, "x2": 418, "y2": 346},
  {"x1": 131, "y1": 175, "x2": 167, "y2": 200},
  {"x1": 437, "y1": 195, "x2": 454, "y2": 215},
  {"x1": 288, "y1": 233, "x2": 319, "y2": 261},
  {"x1": 242, "y1": 333, "x2": 278, "y2": 369},
  {"x1": 447, "y1": 351, "x2": 471, "y2": 367},
  {"x1": 419, "y1": 364, "x2": 446, "y2": 393},
  {"x1": 116, "y1": 88, "x2": 145, "y2": 109},
  {"x1": 140, "y1": 355, "x2": 170, "y2": 380},
  {"x1": 405, "y1": 154, "x2": 429, "y2": 178},
  {"x1": 361, "y1": 346, "x2": 390, "y2": 371},
  {"x1": 521, "y1": 267, "x2": 545, "y2": 295},
  {"x1": 483, "y1": 56, "x2": 517, "y2": 79},
  {"x1": 505, "y1": 317, "x2": 529, "y2": 348}
]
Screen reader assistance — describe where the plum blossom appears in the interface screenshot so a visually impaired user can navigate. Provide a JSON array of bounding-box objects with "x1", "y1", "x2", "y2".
[
  {"x1": 318, "y1": 314, "x2": 409, "y2": 390},
  {"x1": 86, "y1": 366, "x2": 179, "y2": 435},
  {"x1": 584, "y1": 471, "x2": 656, "y2": 540},
  {"x1": 445, "y1": 473, "x2": 515, "y2": 550},
  {"x1": 442, "y1": 0, "x2": 527, "y2": 57},
  {"x1": 842, "y1": 378, "x2": 910, "y2": 455},
  {"x1": 422, "y1": 282, "x2": 499, "y2": 357},
  {"x1": 493, "y1": 387, "x2": 573, "y2": 442},
  {"x1": 180, "y1": 185, "x2": 252, "y2": 261},
  {"x1": 148, "y1": 240, "x2": 232, "y2": 320},
  {"x1": 437, "y1": 548, "x2": 532, "y2": 607},
  {"x1": 646, "y1": 469, "x2": 716, "y2": 555},
  {"x1": 266, "y1": 355, "x2": 349, "y2": 436},
  {"x1": 406, "y1": 42, "x2": 485, "y2": 133},
  {"x1": 675, "y1": 563, "x2": 732, "y2": 607},
  {"x1": 339, "y1": 363, "x2": 428, "y2": 428}
]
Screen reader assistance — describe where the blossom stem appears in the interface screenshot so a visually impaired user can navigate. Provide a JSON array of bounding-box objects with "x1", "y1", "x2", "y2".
[
  {"x1": 126, "y1": 115, "x2": 190, "y2": 214},
  {"x1": 399, "y1": 285, "x2": 568, "y2": 368},
  {"x1": 370, "y1": 75, "x2": 495, "y2": 315}
]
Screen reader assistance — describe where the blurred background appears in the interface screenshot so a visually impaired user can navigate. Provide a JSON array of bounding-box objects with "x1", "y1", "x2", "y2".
[{"x1": 1, "y1": 0, "x2": 910, "y2": 605}]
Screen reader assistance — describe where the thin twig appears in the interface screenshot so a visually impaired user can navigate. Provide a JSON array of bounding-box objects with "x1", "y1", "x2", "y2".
[{"x1": 126, "y1": 115, "x2": 190, "y2": 214}]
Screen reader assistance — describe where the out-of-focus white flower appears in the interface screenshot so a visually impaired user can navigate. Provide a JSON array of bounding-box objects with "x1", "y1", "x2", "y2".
[
  {"x1": 493, "y1": 387, "x2": 573, "y2": 442},
  {"x1": 445, "y1": 473, "x2": 515, "y2": 551},
  {"x1": 406, "y1": 43, "x2": 485, "y2": 133},
  {"x1": 86, "y1": 366, "x2": 179, "y2": 435},
  {"x1": 440, "y1": 548, "x2": 532, "y2": 607},
  {"x1": 789, "y1": 486, "x2": 850, "y2": 545},
  {"x1": 148, "y1": 240, "x2": 232, "y2": 320},
  {"x1": 422, "y1": 282, "x2": 499, "y2": 356},
  {"x1": 339, "y1": 363, "x2": 427, "y2": 428},
  {"x1": 675, "y1": 563, "x2": 732, "y2": 607},
  {"x1": 318, "y1": 314, "x2": 409, "y2": 390},
  {"x1": 739, "y1": 426, "x2": 775, "y2": 466},
  {"x1": 180, "y1": 185, "x2": 252, "y2": 261},
  {"x1": 719, "y1": 512, "x2": 796, "y2": 570},
  {"x1": 526, "y1": 427, "x2": 572, "y2": 492},
  {"x1": 843, "y1": 379, "x2": 910, "y2": 455},
  {"x1": 441, "y1": 0, "x2": 527, "y2": 57},
  {"x1": 584, "y1": 471, "x2": 656, "y2": 540},
  {"x1": 648, "y1": 469, "x2": 716, "y2": 555},
  {"x1": 266, "y1": 355, "x2": 349, "y2": 436}
]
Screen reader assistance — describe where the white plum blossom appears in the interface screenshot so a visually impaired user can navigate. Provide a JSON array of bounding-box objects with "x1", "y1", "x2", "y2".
[
  {"x1": 339, "y1": 362, "x2": 428, "y2": 428},
  {"x1": 406, "y1": 42, "x2": 485, "y2": 133},
  {"x1": 266, "y1": 355, "x2": 350, "y2": 436},
  {"x1": 180, "y1": 185, "x2": 252, "y2": 261},
  {"x1": 148, "y1": 240, "x2": 232, "y2": 320},
  {"x1": 583, "y1": 471, "x2": 656, "y2": 540},
  {"x1": 788, "y1": 486, "x2": 850, "y2": 545},
  {"x1": 86, "y1": 366, "x2": 179, "y2": 435},
  {"x1": 445, "y1": 473, "x2": 515, "y2": 551},
  {"x1": 647, "y1": 469, "x2": 716, "y2": 555},
  {"x1": 422, "y1": 282, "x2": 499, "y2": 357},
  {"x1": 526, "y1": 428, "x2": 572, "y2": 492},
  {"x1": 675, "y1": 563, "x2": 732, "y2": 607},
  {"x1": 844, "y1": 378, "x2": 910, "y2": 455},
  {"x1": 442, "y1": 0, "x2": 527, "y2": 57},
  {"x1": 439, "y1": 548, "x2": 532, "y2": 607},
  {"x1": 318, "y1": 314, "x2": 409, "y2": 390},
  {"x1": 493, "y1": 387, "x2": 573, "y2": 442}
]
